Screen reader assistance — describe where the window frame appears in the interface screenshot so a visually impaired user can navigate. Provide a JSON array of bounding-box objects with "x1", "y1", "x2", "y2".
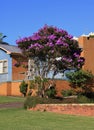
[{"x1": 0, "y1": 59, "x2": 8, "y2": 74}]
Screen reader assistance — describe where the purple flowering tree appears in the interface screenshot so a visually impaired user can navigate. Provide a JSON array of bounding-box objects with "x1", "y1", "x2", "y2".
[{"x1": 16, "y1": 25, "x2": 85, "y2": 79}]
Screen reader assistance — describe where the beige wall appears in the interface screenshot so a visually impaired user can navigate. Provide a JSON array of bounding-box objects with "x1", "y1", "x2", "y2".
[{"x1": 78, "y1": 36, "x2": 94, "y2": 74}]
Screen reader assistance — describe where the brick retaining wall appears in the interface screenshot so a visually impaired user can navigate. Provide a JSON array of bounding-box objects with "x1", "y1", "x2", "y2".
[{"x1": 29, "y1": 104, "x2": 94, "y2": 116}]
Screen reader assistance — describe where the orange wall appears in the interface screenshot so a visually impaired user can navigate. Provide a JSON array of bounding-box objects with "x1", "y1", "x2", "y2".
[
  {"x1": 11, "y1": 81, "x2": 22, "y2": 96},
  {"x1": 0, "y1": 80, "x2": 70, "y2": 96},
  {"x1": 0, "y1": 82, "x2": 11, "y2": 96},
  {"x1": 78, "y1": 36, "x2": 94, "y2": 74},
  {"x1": 55, "y1": 80, "x2": 70, "y2": 96}
]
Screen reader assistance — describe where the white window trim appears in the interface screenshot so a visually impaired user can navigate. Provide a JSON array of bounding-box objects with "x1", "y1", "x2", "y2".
[{"x1": 0, "y1": 59, "x2": 8, "y2": 74}]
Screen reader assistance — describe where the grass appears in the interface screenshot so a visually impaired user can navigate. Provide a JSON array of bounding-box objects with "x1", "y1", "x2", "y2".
[
  {"x1": 0, "y1": 108, "x2": 94, "y2": 130},
  {"x1": 0, "y1": 96, "x2": 94, "y2": 130},
  {"x1": 0, "y1": 96, "x2": 25, "y2": 103}
]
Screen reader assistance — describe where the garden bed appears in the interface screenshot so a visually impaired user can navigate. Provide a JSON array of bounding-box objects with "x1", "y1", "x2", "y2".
[{"x1": 29, "y1": 103, "x2": 94, "y2": 117}]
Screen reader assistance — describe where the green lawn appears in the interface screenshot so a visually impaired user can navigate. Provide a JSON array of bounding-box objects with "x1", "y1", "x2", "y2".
[
  {"x1": 0, "y1": 96, "x2": 25, "y2": 103},
  {"x1": 0, "y1": 108, "x2": 94, "y2": 130}
]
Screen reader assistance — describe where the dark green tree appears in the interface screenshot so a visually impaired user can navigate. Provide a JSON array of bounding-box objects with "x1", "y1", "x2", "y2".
[
  {"x1": 66, "y1": 70, "x2": 94, "y2": 97},
  {"x1": 19, "y1": 80, "x2": 28, "y2": 97}
]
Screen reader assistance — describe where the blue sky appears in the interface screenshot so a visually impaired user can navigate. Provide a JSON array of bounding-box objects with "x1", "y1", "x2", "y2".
[{"x1": 0, "y1": 0, "x2": 94, "y2": 45}]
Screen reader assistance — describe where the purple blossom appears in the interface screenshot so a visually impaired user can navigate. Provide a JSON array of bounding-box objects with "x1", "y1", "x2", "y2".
[
  {"x1": 42, "y1": 24, "x2": 48, "y2": 31},
  {"x1": 29, "y1": 43, "x2": 44, "y2": 49},
  {"x1": 16, "y1": 36, "x2": 31, "y2": 44},
  {"x1": 73, "y1": 53, "x2": 80, "y2": 58},
  {"x1": 62, "y1": 43, "x2": 69, "y2": 47},
  {"x1": 62, "y1": 57, "x2": 67, "y2": 61},
  {"x1": 56, "y1": 37, "x2": 62, "y2": 45},
  {"x1": 51, "y1": 50, "x2": 54, "y2": 53},
  {"x1": 77, "y1": 64, "x2": 81, "y2": 67},
  {"x1": 49, "y1": 50, "x2": 54, "y2": 54},
  {"x1": 16, "y1": 40, "x2": 20, "y2": 44},
  {"x1": 55, "y1": 28, "x2": 68, "y2": 35},
  {"x1": 62, "y1": 57, "x2": 72, "y2": 63},
  {"x1": 16, "y1": 39, "x2": 23, "y2": 44},
  {"x1": 48, "y1": 34, "x2": 56, "y2": 40},
  {"x1": 31, "y1": 33, "x2": 41, "y2": 40},
  {"x1": 65, "y1": 34, "x2": 73, "y2": 39},
  {"x1": 67, "y1": 59, "x2": 72, "y2": 62},
  {"x1": 46, "y1": 42, "x2": 54, "y2": 47},
  {"x1": 27, "y1": 36, "x2": 32, "y2": 41},
  {"x1": 77, "y1": 58, "x2": 84, "y2": 62},
  {"x1": 56, "y1": 38, "x2": 69, "y2": 47}
]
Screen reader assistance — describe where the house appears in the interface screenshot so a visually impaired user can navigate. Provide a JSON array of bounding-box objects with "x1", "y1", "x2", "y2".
[
  {"x1": 0, "y1": 33, "x2": 94, "y2": 96},
  {"x1": 78, "y1": 32, "x2": 94, "y2": 74},
  {"x1": 1, "y1": 34, "x2": 94, "y2": 83},
  {"x1": 0, "y1": 42, "x2": 27, "y2": 82}
]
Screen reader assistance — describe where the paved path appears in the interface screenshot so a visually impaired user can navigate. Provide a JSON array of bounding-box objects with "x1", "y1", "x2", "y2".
[{"x1": 0, "y1": 102, "x2": 23, "y2": 109}]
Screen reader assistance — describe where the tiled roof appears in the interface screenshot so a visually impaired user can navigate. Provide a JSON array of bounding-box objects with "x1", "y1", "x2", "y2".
[{"x1": 0, "y1": 44, "x2": 22, "y2": 54}]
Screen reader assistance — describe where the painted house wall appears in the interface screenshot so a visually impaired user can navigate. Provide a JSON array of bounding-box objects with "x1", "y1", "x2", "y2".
[
  {"x1": 0, "y1": 49, "x2": 12, "y2": 82},
  {"x1": 78, "y1": 36, "x2": 94, "y2": 74}
]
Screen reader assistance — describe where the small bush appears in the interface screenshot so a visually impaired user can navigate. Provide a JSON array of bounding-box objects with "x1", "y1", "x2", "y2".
[
  {"x1": 24, "y1": 96, "x2": 63, "y2": 109},
  {"x1": 24, "y1": 96, "x2": 39, "y2": 109},
  {"x1": 45, "y1": 86, "x2": 56, "y2": 98},
  {"x1": 62, "y1": 89, "x2": 76, "y2": 97},
  {"x1": 66, "y1": 70, "x2": 94, "y2": 96},
  {"x1": 24, "y1": 95, "x2": 94, "y2": 109},
  {"x1": 19, "y1": 80, "x2": 28, "y2": 97},
  {"x1": 77, "y1": 95, "x2": 94, "y2": 103}
]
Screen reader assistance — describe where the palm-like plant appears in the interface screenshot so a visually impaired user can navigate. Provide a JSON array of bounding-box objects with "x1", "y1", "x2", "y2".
[{"x1": 0, "y1": 33, "x2": 7, "y2": 43}]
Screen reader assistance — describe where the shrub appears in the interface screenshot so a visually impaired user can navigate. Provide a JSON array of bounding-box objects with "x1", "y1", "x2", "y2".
[
  {"x1": 45, "y1": 86, "x2": 56, "y2": 98},
  {"x1": 66, "y1": 70, "x2": 94, "y2": 97},
  {"x1": 61, "y1": 89, "x2": 76, "y2": 97},
  {"x1": 28, "y1": 77, "x2": 49, "y2": 97},
  {"x1": 24, "y1": 96, "x2": 39, "y2": 109},
  {"x1": 77, "y1": 95, "x2": 94, "y2": 103},
  {"x1": 19, "y1": 80, "x2": 28, "y2": 97},
  {"x1": 24, "y1": 96, "x2": 63, "y2": 109},
  {"x1": 24, "y1": 95, "x2": 94, "y2": 109}
]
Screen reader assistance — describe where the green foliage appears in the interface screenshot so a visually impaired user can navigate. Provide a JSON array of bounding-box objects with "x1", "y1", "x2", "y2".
[
  {"x1": 66, "y1": 70, "x2": 94, "y2": 96},
  {"x1": 24, "y1": 96, "x2": 63, "y2": 109},
  {"x1": 62, "y1": 89, "x2": 76, "y2": 97},
  {"x1": 0, "y1": 33, "x2": 7, "y2": 42},
  {"x1": 19, "y1": 80, "x2": 28, "y2": 97},
  {"x1": 24, "y1": 95, "x2": 94, "y2": 109},
  {"x1": 29, "y1": 76, "x2": 49, "y2": 97},
  {"x1": 77, "y1": 95, "x2": 94, "y2": 103},
  {"x1": 29, "y1": 80, "x2": 36, "y2": 89},
  {"x1": 45, "y1": 86, "x2": 56, "y2": 98}
]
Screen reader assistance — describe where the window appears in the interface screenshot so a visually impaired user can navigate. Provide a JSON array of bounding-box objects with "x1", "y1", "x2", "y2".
[{"x1": 0, "y1": 60, "x2": 8, "y2": 74}]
